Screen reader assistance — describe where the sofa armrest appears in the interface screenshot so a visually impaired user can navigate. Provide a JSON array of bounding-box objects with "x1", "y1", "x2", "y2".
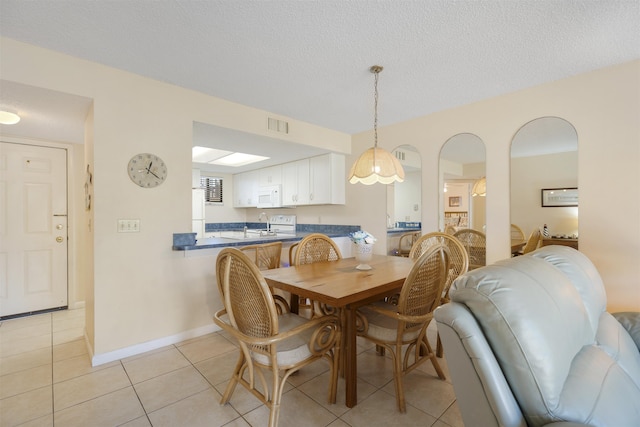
[
  {"x1": 435, "y1": 303, "x2": 527, "y2": 427},
  {"x1": 612, "y1": 312, "x2": 640, "y2": 351}
]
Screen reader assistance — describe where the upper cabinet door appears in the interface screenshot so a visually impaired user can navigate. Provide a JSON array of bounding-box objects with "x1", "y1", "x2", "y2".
[
  {"x1": 258, "y1": 165, "x2": 282, "y2": 187},
  {"x1": 233, "y1": 170, "x2": 258, "y2": 207},
  {"x1": 310, "y1": 153, "x2": 345, "y2": 205},
  {"x1": 282, "y1": 159, "x2": 309, "y2": 205}
]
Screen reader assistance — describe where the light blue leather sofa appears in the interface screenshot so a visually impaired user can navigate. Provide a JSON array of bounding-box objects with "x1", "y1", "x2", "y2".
[{"x1": 434, "y1": 246, "x2": 640, "y2": 427}]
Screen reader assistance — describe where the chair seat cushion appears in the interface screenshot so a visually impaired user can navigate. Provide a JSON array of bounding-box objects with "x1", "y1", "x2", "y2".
[
  {"x1": 359, "y1": 302, "x2": 421, "y2": 342},
  {"x1": 251, "y1": 313, "x2": 316, "y2": 366}
]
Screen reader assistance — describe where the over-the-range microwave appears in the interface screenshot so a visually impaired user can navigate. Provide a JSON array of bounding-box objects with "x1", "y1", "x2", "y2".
[{"x1": 257, "y1": 184, "x2": 283, "y2": 208}]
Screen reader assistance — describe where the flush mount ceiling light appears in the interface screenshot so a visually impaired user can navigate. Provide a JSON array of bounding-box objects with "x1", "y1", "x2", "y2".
[
  {"x1": 348, "y1": 66, "x2": 405, "y2": 185},
  {"x1": 192, "y1": 146, "x2": 269, "y2": 167},
  {"x1": 0, "y1": 111, "x2": 21, "y2": 125},
  {"x1": 210, "y1": 152, "x2": 269, "y2": 167},
  {"x1": 472, "y1": 177, "x2": 486, "y2": 197}
]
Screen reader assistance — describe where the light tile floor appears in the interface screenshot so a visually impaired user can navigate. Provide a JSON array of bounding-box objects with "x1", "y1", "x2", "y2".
[{"x1": 0, "y1": 308, "x2": 464, "y2": 427}]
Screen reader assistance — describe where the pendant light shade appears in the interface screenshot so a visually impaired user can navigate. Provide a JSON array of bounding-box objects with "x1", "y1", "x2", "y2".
[
  {"x1": 472, "y1": 177, "x2": 486, "y2": 197},
  {"x1": 348, "y1": 65, "x2": 405, "y2": 185},
  {"x1": 348, "y1": 147, "x2": 405, "y2": 184}
]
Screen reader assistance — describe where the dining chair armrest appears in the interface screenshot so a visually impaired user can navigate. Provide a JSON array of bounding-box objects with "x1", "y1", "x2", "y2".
[{"x1": 215, "y1": 309, "x2": 340, "y2": 351}]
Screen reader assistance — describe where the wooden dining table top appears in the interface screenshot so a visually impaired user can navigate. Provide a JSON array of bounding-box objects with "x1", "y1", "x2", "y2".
[{"x1": 261, "y1": 254, "x2": 414, "y2": 308}]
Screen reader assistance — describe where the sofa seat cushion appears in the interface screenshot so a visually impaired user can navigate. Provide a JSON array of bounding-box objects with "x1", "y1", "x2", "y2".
[{"x1": 449, "y1": 247, "x2": 640, "y2": 427}]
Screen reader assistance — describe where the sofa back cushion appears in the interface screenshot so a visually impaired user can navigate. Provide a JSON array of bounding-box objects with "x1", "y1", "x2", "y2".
[{"x1": 450, "y1": 246, "x2": 640, "y2": 426}]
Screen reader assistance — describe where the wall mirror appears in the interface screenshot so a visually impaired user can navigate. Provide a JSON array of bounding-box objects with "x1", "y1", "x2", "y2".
[
  {"x1": 386, "y1": 145, "x2": 421, "y2": 255},
  {"x1": 439, "y1": 133, "x2": 486, "y2": 233},
  {"x1": 510, "y1": 116, "x2": 578, "y2": 245}
]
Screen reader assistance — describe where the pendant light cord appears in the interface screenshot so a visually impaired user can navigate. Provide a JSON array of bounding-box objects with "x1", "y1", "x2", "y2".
[{"x1": 371, "y1": 65, "x2": 382, "y2": 149}]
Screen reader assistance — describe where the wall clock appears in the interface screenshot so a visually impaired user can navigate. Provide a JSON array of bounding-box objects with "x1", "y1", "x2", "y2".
[{"x1": 127, "y1": 153, "x2": 168, "y2": 188}]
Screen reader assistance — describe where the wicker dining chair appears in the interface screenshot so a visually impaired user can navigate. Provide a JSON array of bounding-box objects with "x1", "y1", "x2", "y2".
[
  {"x1": 213, "y1": 248, "x2": 341, "y2": 427},
  {"x1": 294, "y1": 233, "x2": 343, "y2": 317},
  {"x1": 409, "y1": 232, "x2": 469, "y2": 357},
  {"x1": 356, "y1": 244, "x2": 449, "y2": 412},
  {"x1": 453, "y1": 228, "x2": 486, "y2": 270},
  {"x1": 522, "y1": 228, "x2": 542, "y2": 254},
  {"x1": 239, "y1": 241, "x2": 282, "y2": 270},
  {"x1": 443, "y1": 224, "x2": 457, "y2": 235},
  {"x1": 240, "y1": 242, "x2": 289, "y2": 313},
  {"x1": 397, "y1": 231, "x2": 421, "y2": 257},
  {"x1": 510, "y1": 224, "x2": 526, "y2": 242},
  {"x1": 294, "y1": 233, "x2": 342, "y2": 265}
]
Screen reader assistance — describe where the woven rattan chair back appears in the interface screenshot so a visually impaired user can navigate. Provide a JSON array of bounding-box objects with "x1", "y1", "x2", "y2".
[
  {"x1": 240, "y1": 241, "x2": 282, "y2": 270},
  {"x1": 522, "y1": 228, "x2": 542, "y2": 254},
  {"x1": 217, "y1": 248, "x2": 278, "y2": 340},
  {"x1": 409, "y1": 232, "x2": 469, "y2": 300},
  {"x1": 409, "y1": 232, "x2": 468, "y2": 357},
  {"x1": 444, "y1": 224, "x2": 457, "y2": 235},
  {"x1": 511, "y1": 224, "x2": 526, "y2": 242},
  {"x1": 397, "y1": 244, "x2": 449, "y2": 331},
  {"x1": 453, "y1": 228, "x2": 486, "y2": 269},
  {"x1": 294, "y1": 233, "x2": 342, "y2": 265},
  {"x1": 397, "y1": 231, "x2": 421, "y2": 257}
]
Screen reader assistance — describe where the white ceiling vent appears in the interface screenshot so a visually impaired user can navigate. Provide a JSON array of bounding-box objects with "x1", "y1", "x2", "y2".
[{"x1": 268, "y1": 117, "x2": 289, "y2": 134}]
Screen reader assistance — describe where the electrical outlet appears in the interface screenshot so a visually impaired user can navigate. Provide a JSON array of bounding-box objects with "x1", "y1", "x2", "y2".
[{"x1": 117, "y1": 219, "x2": 140, "y2": 233}]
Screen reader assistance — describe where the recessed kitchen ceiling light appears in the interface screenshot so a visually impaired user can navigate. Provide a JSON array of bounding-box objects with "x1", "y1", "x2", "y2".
[
  {"x1": 0, "y1": 111, "x2": 21, "y2": 125},
  {"x1": 192, "y1": 146, "x2": 233, "y2": 163},
  {"x1": 210, "y1": 152, "x2": 269, "y2": 167}
]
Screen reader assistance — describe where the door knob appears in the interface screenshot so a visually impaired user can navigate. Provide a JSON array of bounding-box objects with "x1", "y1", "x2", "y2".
[
  {"x1": 56, "y1": 224, "x2": 63, "y2": 230},
  {"x1": 56, "y1": 236, "x2": 64, "y2": 243}
]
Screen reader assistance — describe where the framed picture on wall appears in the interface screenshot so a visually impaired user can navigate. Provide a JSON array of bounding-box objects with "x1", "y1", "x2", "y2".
[
  {"x1": 541, "y1": 187, "x2": 578, "y2": 207},
  {"x1": 449, "y1": 196, "x2": 461, "y2": 207}
]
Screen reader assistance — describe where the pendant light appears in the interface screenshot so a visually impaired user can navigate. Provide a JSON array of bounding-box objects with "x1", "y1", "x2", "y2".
[
  {"x1": 472, "y1": 177, "x2": 486, "y2": 197},
  {"x1": 348, "y1": 66, "x2": 405, "y2": 185}
]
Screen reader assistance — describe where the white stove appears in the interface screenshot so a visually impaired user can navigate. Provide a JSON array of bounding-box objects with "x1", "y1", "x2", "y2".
[{"x1": 269, "y1": 214, "x2": 296, "y2": 235}]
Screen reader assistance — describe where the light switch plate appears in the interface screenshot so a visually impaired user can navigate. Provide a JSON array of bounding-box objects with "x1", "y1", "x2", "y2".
[{"x1": 117, "y1": 219, "x2": 140, "y2": 232}]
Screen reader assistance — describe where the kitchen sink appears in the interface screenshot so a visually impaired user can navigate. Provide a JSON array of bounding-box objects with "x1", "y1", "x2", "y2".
[{"x1": 217, "y1": 229, "x2": 277, "y2": 240}]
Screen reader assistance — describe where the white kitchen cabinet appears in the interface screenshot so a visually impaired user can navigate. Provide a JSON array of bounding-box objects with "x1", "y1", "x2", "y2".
[
  {"x1": 282, "y1": 159, "x2": 310, "y2": 206},
  {"x1": 192, "y1": 188, "x2": 205, "y2": 237},
  {"x1": 258, "y1": 165, "x2": 282, "y2": 186},
  {"x1": 282, "y1": 153, "x2": 345, "y2": 206},
  {"x1": 233, "y1": 170, "x2": 258, "y2": 207},
  {"x1": 309, "y1": 153, "x2": 345, "y2": 205}
]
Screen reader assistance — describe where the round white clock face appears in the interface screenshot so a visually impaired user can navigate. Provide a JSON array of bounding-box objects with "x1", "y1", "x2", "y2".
[{"x1": 127, "y1": 153, "x2": 168, "y2": 188}]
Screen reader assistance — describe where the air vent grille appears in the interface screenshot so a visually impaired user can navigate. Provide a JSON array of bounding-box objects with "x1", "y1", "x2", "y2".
[{"x1": 268, "y1": 117, "x2": 289, "y2": 134}]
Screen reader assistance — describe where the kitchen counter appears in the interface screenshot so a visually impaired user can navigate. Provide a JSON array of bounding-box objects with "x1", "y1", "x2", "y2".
[
  {"x1": 172, "y1": 231, "x2": 350, "y2": 251},
  {"x1": 386, "y1": 227, "x2": 421, "y2": 235}
]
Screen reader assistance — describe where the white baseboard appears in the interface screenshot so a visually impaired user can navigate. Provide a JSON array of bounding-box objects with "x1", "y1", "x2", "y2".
[{"x1": 91, "y1": 323, "x2": 222, "y2": 367}]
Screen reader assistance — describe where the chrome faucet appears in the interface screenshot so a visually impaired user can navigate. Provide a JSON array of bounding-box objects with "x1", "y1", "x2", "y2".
[{"x1": 258, "y1": 212, "x2": 270, "y2": 232}]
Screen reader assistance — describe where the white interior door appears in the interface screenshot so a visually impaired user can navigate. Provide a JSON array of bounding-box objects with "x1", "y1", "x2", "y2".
[{"x1": 0, "y1": 142, "x2": 68, "y2": 318}]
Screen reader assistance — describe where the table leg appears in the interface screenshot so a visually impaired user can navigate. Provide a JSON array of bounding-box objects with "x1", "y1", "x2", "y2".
[
  {"x1": 344, "y1": 306, "x2": 357, "y2": 408},
  {"x1": 289, "y1": 294, "x2": 299, "y2": 314}
]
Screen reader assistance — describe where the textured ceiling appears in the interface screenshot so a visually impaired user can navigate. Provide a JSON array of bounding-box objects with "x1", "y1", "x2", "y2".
[{"x1": 0, "y1": 1, "x2": 638, "y2": 164}]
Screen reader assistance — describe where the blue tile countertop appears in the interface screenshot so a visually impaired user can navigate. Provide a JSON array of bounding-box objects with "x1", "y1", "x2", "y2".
[
  {"x1": 386, "y1": 222, "x2": 421, "y2": 235},
  {"x1": 173, "y1": 224, "x2": 360, "y2": 251}
]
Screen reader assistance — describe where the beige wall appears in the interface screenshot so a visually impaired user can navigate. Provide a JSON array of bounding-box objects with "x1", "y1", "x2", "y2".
[{"x1": 2, "y1": 38, "x2": 638, "y2": 363}]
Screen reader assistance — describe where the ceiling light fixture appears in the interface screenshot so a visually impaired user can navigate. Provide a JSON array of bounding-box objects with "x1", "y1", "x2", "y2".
[
  {"x1": 348, "y1": 65, "x2": 405, "y2": 185},
  {"x1": 472, "y1": 177, "x2": 486, "y2": 197},
  {"x1": 210, "y1": 152, "x2": 269, "y2": 167},
  {"x1": 0, "y1": 111, "x2": 21, "y2": 125}
]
